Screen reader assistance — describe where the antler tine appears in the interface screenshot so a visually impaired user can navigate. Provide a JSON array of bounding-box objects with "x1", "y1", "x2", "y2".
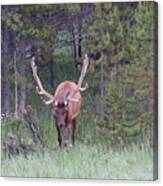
[
  {"x1": 77, "y1": 54, "x2": 89, "y2": 89},
  {"x1": 67, "y1": 98, "x2": 80, "y2": 102},
  {"x1": 79, "y1": 82, "x2": 88, "y2": 92},
  {"x1": 43, "y1": 98, "x2": 55, "y2": 105}
]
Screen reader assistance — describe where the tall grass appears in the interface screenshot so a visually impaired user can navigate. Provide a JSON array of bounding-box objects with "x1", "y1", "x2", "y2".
[
  {"x1": 1, "y1": 143, "x2": 153, "y2": 180},
  {"x1": 1, "y1": 108, "x2": 154, "y2": 180}
]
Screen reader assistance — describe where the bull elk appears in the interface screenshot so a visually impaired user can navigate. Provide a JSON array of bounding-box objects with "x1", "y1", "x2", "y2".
[{"x1": 31, "y1": 54, "x2": 89, "y2": 147}]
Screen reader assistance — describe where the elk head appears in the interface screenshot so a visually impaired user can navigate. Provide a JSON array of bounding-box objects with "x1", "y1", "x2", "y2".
[{"x1": 52, "y1": 97, "x2": 69, "y2": 129}]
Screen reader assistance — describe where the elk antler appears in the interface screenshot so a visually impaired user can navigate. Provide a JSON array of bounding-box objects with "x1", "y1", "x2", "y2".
[
  {"x1": 31, "y1": 56, "x2": 54, "y2": 105},
  {"x1": 77, "y1": 54, "x2": 89, "y2": 90},
  {"x1": 68, "y1": 54, "x2": 89, "y2": 102}
]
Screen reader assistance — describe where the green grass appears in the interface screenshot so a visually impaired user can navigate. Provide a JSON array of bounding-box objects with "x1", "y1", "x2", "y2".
[{"x1": 1, "y1": 143, "x2": 154, "y2": 180}]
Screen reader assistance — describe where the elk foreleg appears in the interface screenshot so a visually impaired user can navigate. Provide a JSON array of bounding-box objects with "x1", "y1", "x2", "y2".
[
  {"x1": 63, "y1": 127, "x2": 70, "y2": 147},
  {"x1": 56, "y1": 125, "x2": 62, "y2": 147},
  {"x1": 63, "y1": 121, "x2": 74, "y2": 147}
]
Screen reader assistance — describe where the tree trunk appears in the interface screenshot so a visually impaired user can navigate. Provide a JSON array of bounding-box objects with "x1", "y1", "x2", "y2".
[
  {"x1": 78, "y1": 22, "x2": 82, "y2": 59},
  {"x1": 1, "y1": 79, "x2": 10, "y2": 114},
  {"x1": 48, "y1": 60, "x2": 55, "y2": 89},
  {"x1": 19, "y1": 85, "x2": 26, "y2": 117},
  {"x1": 72, "y1": 30, "x2": 77, "y2": 66},
  {"x1": 1, "y1": 25, "x2": 15, "y2": 114},
  {"x1": 14, "y1": 51, "x2": 18, "y2": 117},
  {"x1": 18, "y1": 41, "x2": 27, "y2": 117},
  {"x1": 78, "y1": 37, "x2": 82, "y2": 59},
  {"x1": 100, "y1": 61, "x2": 104, "y2": 121}
]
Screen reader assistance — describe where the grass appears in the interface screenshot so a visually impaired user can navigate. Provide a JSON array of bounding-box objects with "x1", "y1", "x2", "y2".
[{"x1": 1, "y1": 143, "x2": 154, "y2": 180}]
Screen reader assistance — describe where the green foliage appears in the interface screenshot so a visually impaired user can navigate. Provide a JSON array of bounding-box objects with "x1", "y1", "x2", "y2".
[
  {"x1": 99, "y1": 64, "x2": 153, "y2": 145},
  {"x1": 67, "y1": 4, "x2": 80, "y2": 14},
  {"x1": 81, "y1": 2, "x2": 156, "y2": 146}
]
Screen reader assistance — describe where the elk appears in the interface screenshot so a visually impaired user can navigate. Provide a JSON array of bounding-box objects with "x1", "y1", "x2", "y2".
[{"x1": 31, "y1": 54, "x2": 89, "y2": 147}]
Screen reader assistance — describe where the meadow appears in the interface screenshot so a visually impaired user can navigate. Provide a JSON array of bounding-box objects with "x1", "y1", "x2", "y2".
[
  {"x1": 1, "y1": 142, "x2": 153, "y2": 180},
  {"x1": 1, "y1": 100, "x2": 154, "y2": 180}
]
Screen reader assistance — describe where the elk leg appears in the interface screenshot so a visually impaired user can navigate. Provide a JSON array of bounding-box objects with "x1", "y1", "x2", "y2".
[
  {"x1": 72, "y1": 119, "x2": 76, "y2": 145},
  {"x1": 64, "y1": 120, "x2": 76, "y2": 147},
  {"x1": 64, "y1": 122, "x2": 74, "y2": 147},
  {"x1": 56, "y1": 126, "x2": 62, "y2": 147},
  {"x1": 63, "y1": 127, "x2": 70, "y2": 147}
]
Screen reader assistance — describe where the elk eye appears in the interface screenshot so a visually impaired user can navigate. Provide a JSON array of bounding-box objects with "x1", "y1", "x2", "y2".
[
  {"x1": 64, "y1": 100, "x2": 68, "y2": 106},
  {"x1": 54, "y1": 101, "x2": 58, "y2": 107}
]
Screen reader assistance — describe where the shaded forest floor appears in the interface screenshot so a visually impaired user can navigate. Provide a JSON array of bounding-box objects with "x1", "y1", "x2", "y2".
[{"x1": 1, "y1": 143, "x2": 153, "y2": 180}]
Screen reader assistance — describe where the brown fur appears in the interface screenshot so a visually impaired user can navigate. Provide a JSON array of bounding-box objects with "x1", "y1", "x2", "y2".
[{"x1": 52, "y1": 80, "x2": 81, "y2": 147}]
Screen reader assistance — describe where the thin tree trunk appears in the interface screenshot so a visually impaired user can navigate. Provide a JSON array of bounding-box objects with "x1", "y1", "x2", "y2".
[
  {"x1": 14, "y1": 51, "x2": 18, "y2": 117},
  {"x1": 72, "y1": 30, "x2": 77, "y2": 66},
  {"x1": 18, "y1": 40, "x2": 27, "y2": 117},
  {"x1": 19, "y1": 85, "x2": 26, "y2": 115},
  {"x1": 2, "y1": 49, "x2": 10, "y2": 114},
  {"x1": 48, "y1": 60, "x2": 54, "y2": 89},
  {"x1": 78, "y1": 21, "x2": 82, "y2": 59},
  {"x1": 100, "y1": 61, "x2": 104, "y2": 121},
  {"x1": 2, "y1": 79, "x2": 10, "y2": 114},
  {"x1": 78, "y1": 37, "x2": 82, "y2": 59}
]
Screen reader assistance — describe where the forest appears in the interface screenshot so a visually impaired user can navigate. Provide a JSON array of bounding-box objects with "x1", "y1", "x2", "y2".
[{"x1": 1, "y1": 2, "x2": 157, "y2": 180}]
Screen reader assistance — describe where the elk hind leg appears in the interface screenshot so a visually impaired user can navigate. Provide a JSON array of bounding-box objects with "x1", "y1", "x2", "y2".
[{"x1": 72, "y1": 119, "x2": 76, "y2": 145}]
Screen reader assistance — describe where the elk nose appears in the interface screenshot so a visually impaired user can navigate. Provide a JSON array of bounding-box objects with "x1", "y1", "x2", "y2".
[{"x1": 59, "y1": 123, "x2": 63, "y2": 128}]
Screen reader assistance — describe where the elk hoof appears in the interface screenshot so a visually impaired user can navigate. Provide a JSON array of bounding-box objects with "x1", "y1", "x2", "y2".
[
  {"x1": 69, "y1": 144, "x2": 73, "y2": 148},
  {"x1": 63, "y1": 143, "x2": 73, "y2": 150}
]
